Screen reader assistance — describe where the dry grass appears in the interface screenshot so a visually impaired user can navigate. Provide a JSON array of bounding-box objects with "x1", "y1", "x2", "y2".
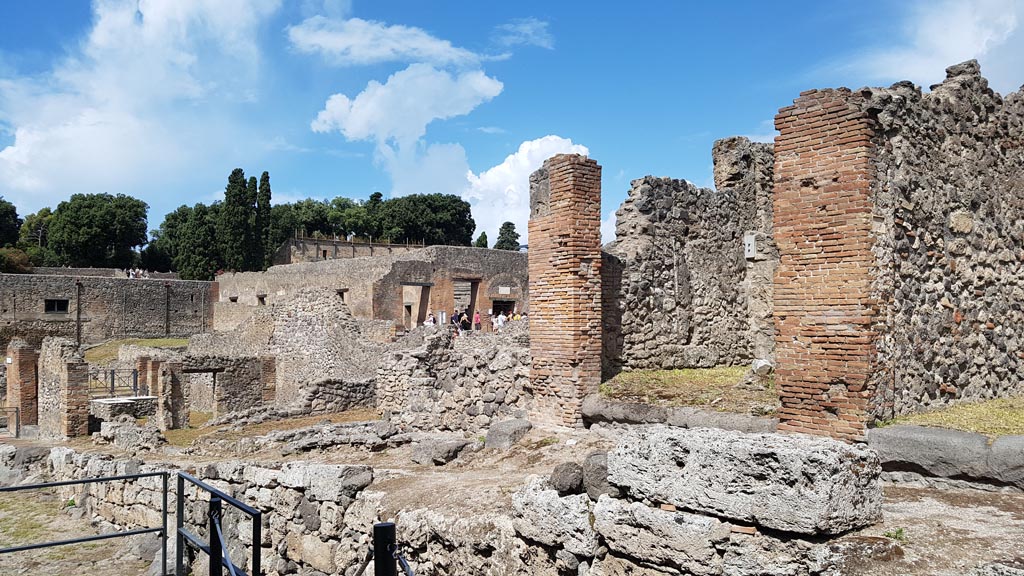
[
  {"x1": 885, "y1": 397, "x2": 1024, "y2": 438},
  {"x1": 84, "y1": 337, "x2": 190, "y2": 365},
  {"x1": 600, "y1": 366, "x2": 779, "y2": 415},
  {"x1": 162, "y1": 411, "x2": 212, "y2": 447},
  {"x1": 162, "y1": 408, "x2": 377, "y2": 447}
]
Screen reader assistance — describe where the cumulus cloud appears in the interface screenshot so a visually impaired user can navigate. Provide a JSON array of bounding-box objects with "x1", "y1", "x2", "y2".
[
  {"x1": 288, "y1": 16, "x2": 480, "y2": 66},
  {"x1": 463, "y1": 135, "x2": 589, "y2": 244},
  {"x1": 844, "y1": 0, "x2": 1024, "y2": 94},
  {"x1": 0, "y1": 0, "x2": 281, "y2": 216},
  {"x1": 600, "y1": 209, "x2": 617, "y2": 245},
  {"x1": 495, "y1": 17, "x2": 554, "y2": 49},
  {"x1": 311, "y1": 63, "x2": 503, "y2": 146}
]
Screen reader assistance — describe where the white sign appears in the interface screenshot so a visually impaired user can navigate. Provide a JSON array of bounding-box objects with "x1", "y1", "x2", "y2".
[{"x1": 498, "y1": 286, "x2": 511, "y2": 295}]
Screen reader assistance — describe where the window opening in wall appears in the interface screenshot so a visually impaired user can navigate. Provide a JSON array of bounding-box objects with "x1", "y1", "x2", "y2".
[
  {"x1": 229, "y1": 296, "x2": 238, "y2": 303},
  {"x1": 336, "y1": 288, "x2": 348, "y2": 303},
  {"x1": 44, "y1": 299, "x2": 69, "y2": 314},
  {"x1": 190, "y1": 294, "x2": 195, "y2": 303},
  {"x1": 257, "y1": 294, "x2": 266, "y2": 305},
  {"x1": 322, "y1": 249, "x2": 328, "y2": 259}
]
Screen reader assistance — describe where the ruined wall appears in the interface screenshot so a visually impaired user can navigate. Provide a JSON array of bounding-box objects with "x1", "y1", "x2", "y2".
[
  {"x1": 37, "y1": 337, "x2": 89, "y2": 439},
  {"x1": 4, "y1": 339, "x2": 39, "y2": 425},
  {"x1": 273, "y1": 237, "x2": 423, "y2": 265},
  {"x1": 773, "y1": 61, "x2": 1024, "y2": 440},
  {"x1": 528, "y1": 154, "x2": 603, "y2": 427},
  {"x1": 0, "y1": 273, "x2": 214, "y2": 351},
  {"x1": 604, "y1": 137, "x2": 776, "y2": 374},
  {"x1": 31, "y1": 267, "x2": 180, "y2": 279},
  {"x1": 377, "y1": 326, "x2": 532, "y2": 432}
]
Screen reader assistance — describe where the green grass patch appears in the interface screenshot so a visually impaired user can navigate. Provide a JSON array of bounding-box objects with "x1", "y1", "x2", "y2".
[
  {"x1": 84, "y1": 337, "x2": 190, "y2": 365},
  {"x1": 600, "y1": 366, "x2": 778, "y2": 415},
  {"x1": 888, "y1": 397, "x2": 1024, "y2": 438},
  {"x1": 162, "y1": 411, "x2": 213, "y2": 447}
]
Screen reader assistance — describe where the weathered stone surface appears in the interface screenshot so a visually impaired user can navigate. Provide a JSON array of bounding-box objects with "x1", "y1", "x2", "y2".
[
  {"x1": 989, "y1": 436, "x2": 1024, "y2": 486},
  {"x1": 582, "y1": 395, "x2": 667, "y2": 425},
  {"x1": 278, "y1": 463, "x2": 373, "y2": 501},
  {"x1": 866, "y1": 425, "x2": 991, "y2": 479},
  {"x1": 590, "y1": 554, "x2": 675, "y2": 576},
  {"x1": 608, "y1": 425, "x2": 882, "y2": 534},
  {"x1": 665, "y1": 406, "x2": 777, "y2": 433},
  {"x1": 485, "y1": 418, "x2": 532, "y2": 450},
  {"x1": 972, "y1": 563, "x2": 1024, "y2": 576},
  {"x1": 582, "y1": 451, "x2": 621, "y2": 501},
  {"x1": 511, "y1": 476, "x2": 597, "y2": 557},
  {"x1": 549, "y1": 462, "x2": 584, "y2": 495},
  {"x1": 411, "y1": 438, "x2": 469, "y2": 466},
  {"x1": 593, "y1": 497, "x2": 728, "y2": 575},
  {"x1": 93, "y1": 416, "x2": 166, "y2": 452}
]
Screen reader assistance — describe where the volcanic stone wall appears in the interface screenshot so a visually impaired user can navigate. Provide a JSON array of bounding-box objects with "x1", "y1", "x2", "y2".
[
  {"x1": 527, "y1": 154, "x2": 603, "y2": 427},
  {"x1": 37, "y1": 337, "x2": 89, "y2": 439},
  {"x1": 0, "y1": 273, "x2": 215, "y2": 351},
  {"x1": 604, "y1": 137, "x2": 776, "y2": 374},
  {"x1": 773, "y1": 61, "x2": 1024, "y2": 440}
]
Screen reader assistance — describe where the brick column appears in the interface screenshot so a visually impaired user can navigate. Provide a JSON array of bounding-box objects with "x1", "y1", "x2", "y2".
[
  {"x1": 63, "y1": 359, "x2": 90, "y2": 437},
  {"x1": 5, "y1": 339, "x2": 39, "y2": 425},
  {"x1": 527, "y1": 154, "x2": 603, "y2": 427},
  {"x1": 773, "y1": 89, "x2": 879, "y2": 441},
  {"x1": 136, "y1": 356, "x2": 151, "y2": 395}
]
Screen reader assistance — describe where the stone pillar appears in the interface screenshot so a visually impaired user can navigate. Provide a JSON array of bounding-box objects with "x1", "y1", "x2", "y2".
[
  {"x1": 153, "y1": 361, "x2": 187, "y2": 430},
  {"x1": 38, "y1": 337, "x2": 90, "y2": 439},
  {"x1": 773, "y1": 89, "x2": 879, "y2": 442},
  {"x1": 64, "y1": 359, "x2": 90, "y2": 438},
  {"x1": 527, "y1": 154, "x2": 603, "y2": 427},
  {"x1": 260, "y1": 356, "x2": 277, "y2": 403},
  {"x1": 148, "y1": 359, "x2": 161, "y2": 397},
  {"x1": 5, "y1": 339, "x2": 39, "y2": 425},
  {"x1": 136, "y1": 356, "x2": 151, "y2": 395}
]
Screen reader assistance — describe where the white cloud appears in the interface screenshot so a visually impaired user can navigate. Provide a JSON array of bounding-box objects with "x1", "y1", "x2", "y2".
[
  {"x1": 495, "y1": 17, "x2": 554, "y2": 50},
  {"x1": 463, "y1": 135, "x2": 589, "y2": 244},
  {"x1": 0, "y1": 0, "x2": 281, "y2": 216},
  {"x1": 383, "y1": 141, "x2": 472, "y2": 198},
  {"x1": 600, "y1": 209, "x2": 617, "y2": 245},
  {"x1": 845, "y1": 0, "x2": 1024, "y2": 94},
  {"x1": 288, "y1": 16, "x2": 480, "y2": 66},
  {"x1": 311, "y1": 63, "x2": 503, "y2": 147}
]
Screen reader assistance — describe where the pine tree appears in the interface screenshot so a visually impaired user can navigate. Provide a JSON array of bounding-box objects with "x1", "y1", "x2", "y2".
[
  {"x1": 493, "y1": 221, "x2": 521, "y2": 251},
  {"x1": 474, "y1": 232, "x2": 488, "y2": 248},
  {"x1": 245, "y1": 175, "x2": 258, "y2": 270},
  {"x1": 257, "y1": 171, "x2": 272, "y2": 269}
]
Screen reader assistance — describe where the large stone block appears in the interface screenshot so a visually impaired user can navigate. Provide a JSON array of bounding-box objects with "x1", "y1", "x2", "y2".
[
  {"x1": 593, "y1": 497, "x2": 729, "y2": 575},
  {"x1": 511, "y1": 476, "x2": 597, "y2": 557},
  {"x1": 866, "y1": 425, "x2": 991, "y2": 479},
  {"x1": 608, "y1": 425, "x2": 882, "y2": 535}
]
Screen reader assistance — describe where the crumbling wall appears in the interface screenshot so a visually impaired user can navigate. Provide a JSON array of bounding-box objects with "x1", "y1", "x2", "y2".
[
  {"x1": 773, "y1": 61, "x2": 1024, "y2": 440},
  {"x1": 604, "y1": 137, "x2": 775, "y2": 374},
  {"x1": 377, "y1": 326, "x2": 532, "y2": 432},
  {"x1": 37, "y1": 337, "x2": 89, "y2": 439},
  {"x1": 5, "y1": 339, "x2": 39, "y2": 425},
  {"x1": 528, "y1": 154, "x2": 603, "y2": 427}
]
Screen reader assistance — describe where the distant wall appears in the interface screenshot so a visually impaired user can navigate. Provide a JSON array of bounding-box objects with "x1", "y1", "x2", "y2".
[
  {"x1": 273, "y1": 237, "x2": 424, "y2": 265},
  {"x1": 0, "y1": 274, "x2": 214, "y2": 351},
  {"x1": 32, "y1": 267, "x2": 180, "y2": 280},
  {"x1": 603, "y1": 137, "x2": 776, "y2": 375}
]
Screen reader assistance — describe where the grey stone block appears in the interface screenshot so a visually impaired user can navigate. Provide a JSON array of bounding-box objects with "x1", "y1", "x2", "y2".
[
  {"x1": 511, "y1": 476, "x2": 597, "y2": 557},
  {"x1": 485, "y1": 418, "x2": 532, "y2": 450},
  {"x1": 866, "y1": 425, "x2": 991, "y2": 479},
  {"x1": 581, "y1": 394, "x2": 667, "y2": 426},
  {"x1": 582, "y1": 451, "x2": 621, "y2": 501},
  {"x1": 411, "y1": 438, "x2": 469, "y2": 466},
  {"x1": 549, "y1": 462, "x2": 584, "y2": 495},
  {"x1": 608, "y1": 425, "x2": 882, "y2": 535},
  {"x1": 988, "y1": 435, "x2": 1024, "y2": 487},
  {"x1": 666, "y1": 406, "x2": 777, "y2": 433}
]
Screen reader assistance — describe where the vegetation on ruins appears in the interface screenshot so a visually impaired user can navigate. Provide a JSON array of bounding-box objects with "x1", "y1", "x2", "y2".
[
  {"x1": 46, "y1": 193, "x2": 149, "y2": 269},
  {"x1": 494, "y1": 221, "x2": 521, "y2": 250},
  {"x1": 474, "y1": 231, "x2": 488, "y2": 248},
  {"x1": 0, "y1": 197, "x2": 20, "y2": 247}
]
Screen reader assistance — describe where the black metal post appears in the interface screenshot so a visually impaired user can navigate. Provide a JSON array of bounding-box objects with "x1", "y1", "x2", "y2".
[
  {"x1": 373, "y1": 522, "x2": 397, "y2": 576},
  {"x1": 251, "y1": 510, "x2": 261, "y2": 576},
  {"x1": 161, "y1": 472, "x2": 168, "y2": 576},
  {"x1": 133, "y1": 370, "x2": 139, "y2": 395},
  {"x1": 209, "y1": 496, "x2": 223, "y2": 576},
  {"x1": 110, "y1": 369, "x2": 116, "y2": 396},
  {"x1": 176, "y1": 474, "x2": 185, "y2": 576}
]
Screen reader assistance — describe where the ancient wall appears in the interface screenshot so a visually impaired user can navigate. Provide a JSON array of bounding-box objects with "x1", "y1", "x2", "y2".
[
  {"x1": 0, "y1": 273, "x2": 214, "y2": 351},
  {"x1": 773, "y1": 61, "x2": 1024, "y2": 440},
  {"x1": 273, "y1": 237, "x2": 423, "y2": 265},
  {"x1": 37, "y1": 337, "x2": 89, "y2": 439},
  {"x1": 528, "y1": 154, "x2": 603, "y2": 427},
  {"x1": 377, "y1": 325, "x2": 532, "y2": 432},
  {"x1": 31, "y1": 267, "x2": 180, "y2": 279},
  {"x1": 604, "y1": 137, "x2": 776, "y2": 374},
  {"x1": 4, "y1": 339, "x2": 39, "y2": 425}
]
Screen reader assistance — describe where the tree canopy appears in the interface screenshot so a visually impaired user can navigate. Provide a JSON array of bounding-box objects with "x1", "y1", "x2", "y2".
[
  {"x1": 494, "y1": 221, "x2": 521, "y2": 251},
  {"x1": 47, "y1": 193, "x2": 148, "y2": 268}
]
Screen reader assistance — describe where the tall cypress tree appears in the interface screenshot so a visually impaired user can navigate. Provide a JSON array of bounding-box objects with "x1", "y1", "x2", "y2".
[
  {"x1": 217, "y1": 168, "x2": 249, "y2": 271},
  {"x1": 245, "y1": 176, "x2": 258, "y2": 270},
  {"x1": 257, "y1": 171, "x2": 272, "y2": 269}
]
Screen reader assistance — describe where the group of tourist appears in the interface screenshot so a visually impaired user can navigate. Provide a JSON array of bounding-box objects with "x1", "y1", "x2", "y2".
[
  {"x1": 421, "y1": 308, "x2": 526, "y2": 336},
  {"x1": 126, "y1": 268, "x2": 152, "y2": 279}
]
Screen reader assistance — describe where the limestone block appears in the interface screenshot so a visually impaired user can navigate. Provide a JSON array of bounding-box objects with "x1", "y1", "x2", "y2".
[
  {"x1": 608, "y1": 425, "x2": 882, "y2": 534},
  {"x1": 593, "y1": 497, "x2": 729, "y2": 576},
  {"x1": 866, "y1": 425, "x2": 991, "y2": 479},
  {"x1": 278, "y1": 463, "x2": 373, "y2": 502},
  {"x1": 511, "y1": 476, "x2": 597, "y2": 557},
  {"x1": 581, "y1": 394, "x2": 667, "y2": 426},
  {"x1": 484, "y1": 418, "x2": 532, "y2": 450}
]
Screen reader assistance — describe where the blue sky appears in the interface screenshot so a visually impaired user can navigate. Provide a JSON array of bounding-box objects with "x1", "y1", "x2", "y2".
[{"x1": 1, "y1": 1, "x2": 1022, "y2": 244}]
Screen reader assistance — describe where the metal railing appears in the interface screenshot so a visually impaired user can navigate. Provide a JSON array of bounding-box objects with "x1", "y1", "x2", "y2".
[
  {"x1": 176, "y1": 471, "x2": 261, "y2": 576},
  {"x1": 0, "y1": 407, "x2": 20, "y2": 438},
  {"x1": 353, "y1": 522, "x2": 415, "y2": 576},
  {"x1": 88, "y1": 368, "x2": 141, "y2": 398},
  {"x1": 0, "y1": 472, "x2": 169, "y2": 574}
]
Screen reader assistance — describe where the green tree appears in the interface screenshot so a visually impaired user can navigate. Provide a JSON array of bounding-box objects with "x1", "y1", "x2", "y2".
[
  {"x1": 216, "y1": 168, "x2": 251, "y2": 271},
  {"x1": 266, "y1": 203, "x2": 299, "y2": 258},
  {"x1": 494, "y1": 221, "x2": 521, "y2": 251},
  {"x1": 47, "y1": 193, "x2": 148, "y2": 267},
  {"x1": 257, "y1": 171, "x2": 272, "y2": 269},
  {"x1": 245, "y1": 176, "x2": 259, "y2": 269},
  {"x1": 474, "y1": 231, "x2": 488, "y2": 248},
  {"x1": 175, "y1": 203, "x2": 222, "y2": 280},
  {"x1": 0, "y1": 198, "x2": 21, "y2": 247},
  {"x1": 0, "y1": 247, "x2": 32, "y2": 273},
  {"x1": 374, "y1": 193, "x2": 475, "y2": 246},
  {"x1": 19, "y1": 207, "x2": 51, "y2": 248}
]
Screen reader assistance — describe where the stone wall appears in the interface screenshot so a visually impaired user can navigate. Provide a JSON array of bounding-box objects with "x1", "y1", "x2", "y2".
[
  {"x1": 37, "y1": 337, "x2": 90, "y2": 439},
  {"x1": 604, "y1": 137, "x2": 776, "y2": 374},
  {"x1": 31, "y1": 267, "x2": 180, "y2": 279},
  {"x1": 528, "y1": 154, "x2": 603, "y2": 427},
  {"x1": 273, "y1": 237, "x2": 423, "y2": 265},
  {"x1": 377, "y1": 326, "x2": 532, "y2": 432},
  {"x1": 773, "y1": 61, "x2": 1024, "y2": 440},
  {"x1": 4, "y1": 339, "x2": 39, "y2": 425},
  {"x1": 0, "y1": 273, "x2": 214, "y2": 351}
]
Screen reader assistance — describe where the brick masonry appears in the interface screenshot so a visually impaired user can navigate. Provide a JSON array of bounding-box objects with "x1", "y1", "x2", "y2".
[
  {"x1": 38, "y1": 337, "x2": 90, "y2": 439},
  {"x1": 772, "y1": 89, "x2": 880, "y2": 442},
  {"x1": 528, "y1": 154, "x2": 603, "y2": 427},
  {"x1": 5, "y1": 339, "x2": 39, "y2": 425}
]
